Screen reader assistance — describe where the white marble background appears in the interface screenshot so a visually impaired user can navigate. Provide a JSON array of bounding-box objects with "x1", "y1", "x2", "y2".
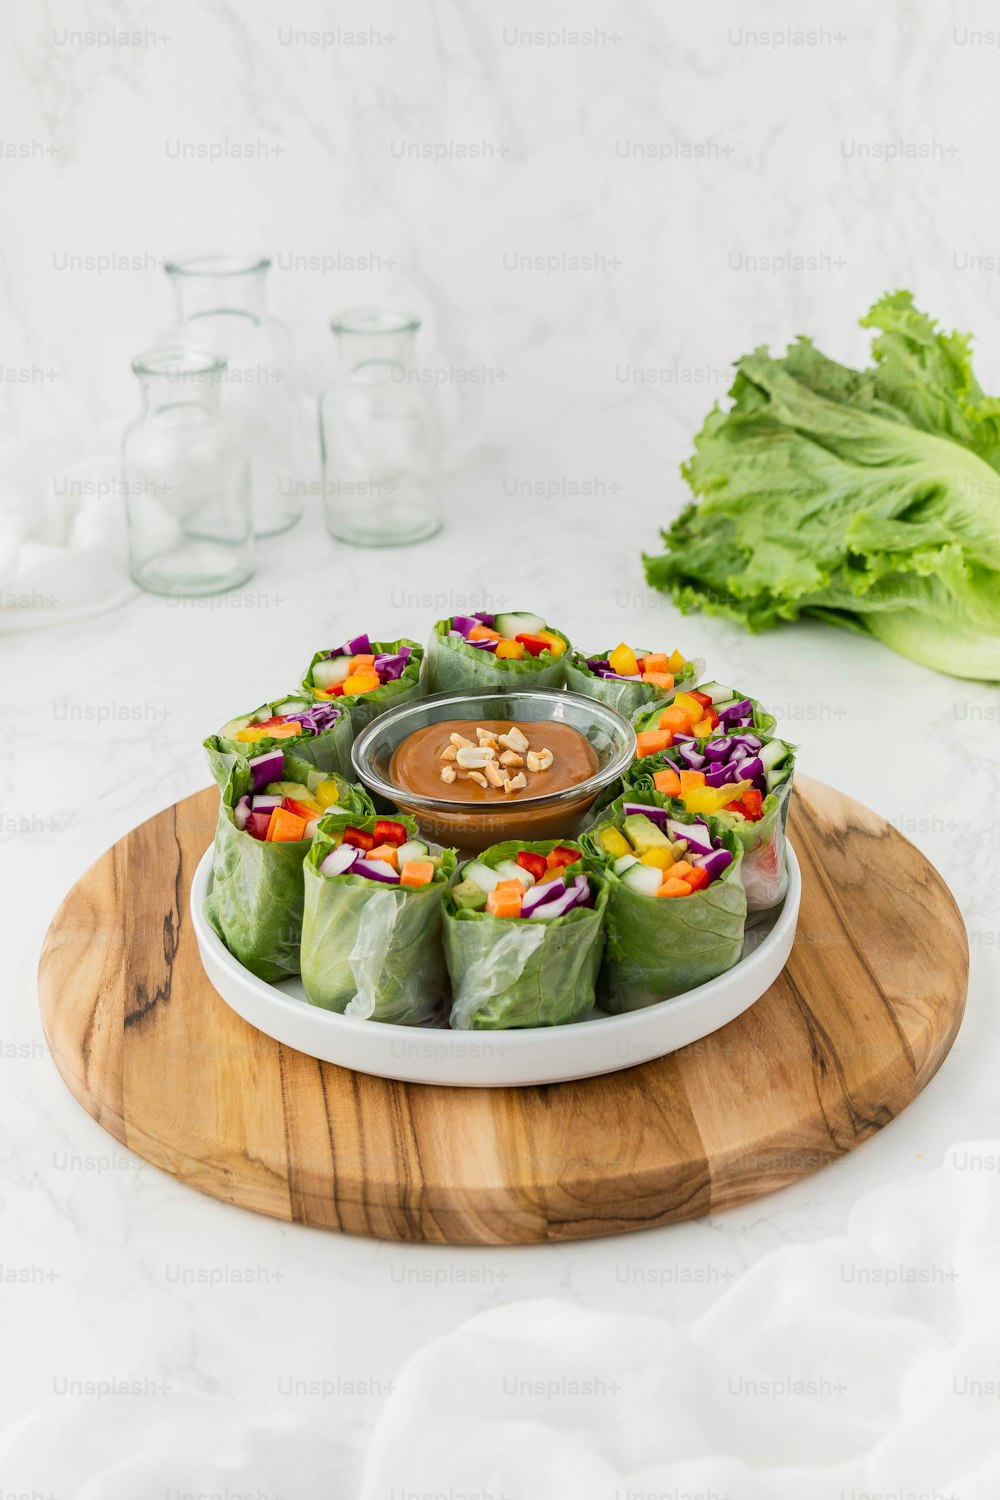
[{"x1": 3, "y1": 0, "x2": 1000, "y2": 1494}]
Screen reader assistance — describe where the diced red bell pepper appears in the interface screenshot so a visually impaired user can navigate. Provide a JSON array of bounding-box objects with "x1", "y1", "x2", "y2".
[
  {"x1": 515, "y1": 633, "x2": 550, "y2": 657},
  {"x1": 685, "y1": 865, "x2": 710, "y2": 890},
  {"x1": 724, "y1": 786, "x2": 764, "y2": 821},
  {"x1": 517, "y1": 849, "x2": 547, "y2": 881},
  {"x1": 374, "y1": 818, "x2": 408, "y2": 847},
  {"x1": 283, "y1": 797, "x2": 318, "y2": 822},
  {"x1": 245, "y1": 811, "x2": 272, "y2": 841},
  {"x1": 546, "y1": 845, "x2": 578, "y2": 870},
  {"x1": 689, "y1": 691, "x2": 714, "y2": 709},
  {"x1": 705, "y1": 706, "x2": 719, "y2": 730},
  {"x1": 342, "y1": 826, "x2": 375, "y2": 850}
]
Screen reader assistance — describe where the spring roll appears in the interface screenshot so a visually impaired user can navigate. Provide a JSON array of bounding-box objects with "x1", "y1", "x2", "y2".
[
  {"x1": 564, "y1": 642, "x2": 703, "y2": 718},
  {"x1": 302, "y1": 633, "x2": 425, "y2": 733},
  {"x1": 301, "y1": 811, "x2": 456, "y2": 1024},
  {"x1": 443, "y1": 840, "x2": 608, "y2": 1029},
  {"x1": 204, "y1": 693, "x2": 355, "y2": 788},
  {"x1": 204, "y1": 752, "x2": 372, "y2": 982},
  {"x1": 581, "y1": 799, "x2": 746, "y2": 1011},
  {"x1": 425, "y1": 610, "x2": 570, "y2": 693}
]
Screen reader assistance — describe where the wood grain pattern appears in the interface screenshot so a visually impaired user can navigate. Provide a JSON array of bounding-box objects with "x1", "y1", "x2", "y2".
[{"x1": 36, "y1": 775, "x2": 968, "y2": 1245}]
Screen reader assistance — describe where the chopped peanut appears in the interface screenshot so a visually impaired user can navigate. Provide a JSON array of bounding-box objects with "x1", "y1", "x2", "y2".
[
  {"x1": 483, "y1": 760, "x2": 505, "y2": 788},
  {"x1": 456, "y1": 745, "x2": 495, "y2": 769},
  {"x1": 526, "y1": 748, "x2": 553, "y2": 773},
  {"x1": 498, "y1": 726, "x2": 529, "y2": 754},
  {"x1": 503, "y1": 771, "x2": 528, "y2": 793},
  {"x1": 449, "y1": 732, "x2": 474, "y2": 749},
  {"x1": 467, "y1": 770, "x2": 489, "y2": 788},
  {"x1": 440, "y1": 744, "x2": 458, "y2": 761},
  {"x1": 499, "y1": 750, "x2": 524, "y2": 768},
  {"x1": 440, "y1": 766, "x2": 457, "y2": 784}
]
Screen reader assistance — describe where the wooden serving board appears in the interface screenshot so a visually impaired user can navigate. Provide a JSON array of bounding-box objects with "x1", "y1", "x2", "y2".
[{"x1": 37, "y1": 776, "x2": 967, "y2": 1245}]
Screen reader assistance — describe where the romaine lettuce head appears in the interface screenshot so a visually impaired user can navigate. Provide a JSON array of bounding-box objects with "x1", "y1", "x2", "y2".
[{"x1": 645, "y1": 291, "x2": 1000, "y2": 680}]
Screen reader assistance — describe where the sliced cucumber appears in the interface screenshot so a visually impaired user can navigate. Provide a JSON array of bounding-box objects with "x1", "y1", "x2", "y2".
[
  {"x1": 272, "y1": 696, "x2": 309, "y2": 716},
  {"x1": 312, "y1": 655, "x2": 353, "y2": 689},
  {"x1": 613, "y1": 853, "x2": 638, "y2": 875},
  {"x1": 766, "y1": 766, "x2": 792, "y2": 794},
  {"x1": 621, "y1": 862, "x2": 664, "y2": 898},
  {"x1": 264, "y1": 780, "x2": 313, "y2": 800},
  {"x1": 464, "y1": 859, "x2": 501, "y2": 894},
  {"x1": 759, "y1": 739, "x2": 789, "y2": 772},
  {"x1": 494, "y1": 611, "x2": 546, "y2": 640},
  {"x1": 494, "y1": 858, "x2": 534, "y2": 886},
  {"x1": 696, "y1": 681, "x2": 735, "y2": 705},
  {"x1": 396, "y1": 839, "x2": 429, "y2": 867}
]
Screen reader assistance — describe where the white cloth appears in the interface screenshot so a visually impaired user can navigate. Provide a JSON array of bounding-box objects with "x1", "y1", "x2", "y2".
[{"x1": 0, "y1": 426, "x2": 136, "y2": 632}]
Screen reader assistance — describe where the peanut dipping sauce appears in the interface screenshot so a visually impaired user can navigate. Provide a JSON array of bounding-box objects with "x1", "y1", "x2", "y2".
[{"x1": 390, "y1": 719, "x2": 599, "y2": 804}]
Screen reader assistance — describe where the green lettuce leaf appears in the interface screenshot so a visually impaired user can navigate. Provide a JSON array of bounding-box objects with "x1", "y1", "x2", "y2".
[
  {"x1": 443, "y1": 840, "x2": 608, "y2": 1029},
  {"x1": 563, "y1": 650, "x2": 701, "y2": 719},
  {"x1": 424, "y1": 619, "x2": 570, "y2": 693},
  {"x1": 644, "y1": 290, "x2": 1000, "y2": 680},
  {"x1": 204, "y1": 759, "x2": 373, "y2": 982},
  {"x1": 581, "y1": 803, "x2": 746, "y2": 1011},
  {"x1": 204, "y1": 693, "x2": 356, "y2": 787},
  {"x1": 301, "y1": 638, "x2": 426, "y2": 734},
  {"x1": 300, "y1": 811, "x2": 456, "y2": 1024}
]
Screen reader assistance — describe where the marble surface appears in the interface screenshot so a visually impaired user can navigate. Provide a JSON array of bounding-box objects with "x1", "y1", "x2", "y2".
[{"x1": 3, "y1": 0, "x2": 1000, "y2": 1493}]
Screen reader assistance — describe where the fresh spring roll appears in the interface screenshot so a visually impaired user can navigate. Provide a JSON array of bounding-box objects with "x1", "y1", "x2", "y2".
[
  {"x1": 204, "y1": 693, "x2": 355, "y2": 788},
  {"x1": 625, "y1": 731, "x2": 796, "y2": 911},
  {"x1": 204, "y1": 751, "x2": 373, "y2": 983},
  {"x1": 301, "y1": 811, "x2": 456, "y2": 1023},
  {"x1": 302, "y1": 632, "x2": 425, "y2": 734},
  {"x1": 564, "y1": 642, "x2": 703, "y2": 718},
  {"x1": 425, "y1": 610, "x2": 570, "y2": 693},
  {"x1": 581, "y1": 798, "x2": 746, "y2": 1011},
  {"x1": 443, "y1": 840, "x2": 608, "y2": 1029}
]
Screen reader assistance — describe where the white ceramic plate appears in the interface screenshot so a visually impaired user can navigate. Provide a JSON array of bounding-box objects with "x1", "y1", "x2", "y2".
[{"x1": 190, "y1": 845, "x2": 800, "y2": 1088}]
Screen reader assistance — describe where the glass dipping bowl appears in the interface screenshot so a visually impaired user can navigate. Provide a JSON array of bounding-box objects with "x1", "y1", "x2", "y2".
[{"x1": 351, "y1": 689, "x2": 636, "y2": 852}]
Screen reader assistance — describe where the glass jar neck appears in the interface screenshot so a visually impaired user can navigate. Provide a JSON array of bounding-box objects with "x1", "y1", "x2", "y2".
[
  {"x1": 166, "y1": 255, "x2": 271, "y2": 325},
  {"x1": 133, "y1": 350, "x2": 226, "y2": 414},
  {"x1": 331, "y1": 309, "x2": 421, "y2": 375}
]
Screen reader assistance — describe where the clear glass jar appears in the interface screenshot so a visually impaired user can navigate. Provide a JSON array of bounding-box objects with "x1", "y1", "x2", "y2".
[
  {"x1": 320, "y1": 308, "x2": 443, "y2": 547},
  {"x1": 162, "y1": 254, "x2": 305, "y2": 537},
  {"x1": 122, "y1": 348, "x2": 254, "y2": 597}
]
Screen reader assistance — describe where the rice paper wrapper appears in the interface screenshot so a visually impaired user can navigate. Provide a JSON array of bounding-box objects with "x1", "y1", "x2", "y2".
[
  {"x1": 300, "y1": 811, "x2": 456, "y2": 1024},
  {"x1": 632, "y1": 691, "x2": 777, "y2": 739},
  {"x1": 581, "y1": 807, "x2": 746, "y2": 1012},
  {"x1": 301, "y1": 637, "x2": 426, "y2": 735},
  {"x1": 563, "y1": 652, "x2": 703, "y2": 719},
  {"x1": 424, "y1": 620, "x2": 570, "y2": 694},
  {"x1": 624, "y1": 739, "x2": 796, "y2": 912},
  {"x1": 203, "y1": 759, "x2": 372, "y2": 983},
  {"x1": 443, "y1": 840, "x2": 608, "y2": 1030},
  {"x1": 204, "y1": 694, "x2": 357, "y2": 787}
]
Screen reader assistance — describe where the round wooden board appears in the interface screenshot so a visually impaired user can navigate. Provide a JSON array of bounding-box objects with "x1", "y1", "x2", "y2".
[{"x1": 37, "y1": 776, "x2": 968, "y2": 1245}]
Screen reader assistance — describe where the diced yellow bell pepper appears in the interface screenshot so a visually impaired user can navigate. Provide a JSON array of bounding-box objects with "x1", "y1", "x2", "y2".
[
  {"x1": 673, "y1": 691, "x2": 703, "y2": 720},
  {"x1": 640, "y1": 847, "x2": 676, "y2": 870},
  {"x1": 667, "y1": 649, "x2": 687, "y2": 673},
  {"x1": 599, "y1": 826, "x2": 631, "y2": 858},
  {"x1": 691, "y1": 717, "x2": 714, "y2": 738},
  {"x1": 495, "y1": 639, "x2": 525, "y2": 660},
  {"x1": 608, "y1": 642, "x2": 639, "y2": 677},
  {"x1": 534, "y1": 630, "x2": 566, "y2": 657},
  {"x1": 233, "y1": 726, "x2": 267, "y2": 743},
  {"x1": 683, "y1": 780, "x2": 750, "y2": 816},
  {"x1": 314, "y1": 779, "x2": 341, "y2": 809}
]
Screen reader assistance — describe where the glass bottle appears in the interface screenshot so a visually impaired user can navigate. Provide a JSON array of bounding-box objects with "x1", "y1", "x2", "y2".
[
  {"x1": 122, "y1": 348, "x2": 254, "y2": 597},
  {"x1": 162, "y1": 254, "x2": 305, "y2": 537},
  {"x1": 320, "y1": 308, "x2": 443, "y2": 546}
]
